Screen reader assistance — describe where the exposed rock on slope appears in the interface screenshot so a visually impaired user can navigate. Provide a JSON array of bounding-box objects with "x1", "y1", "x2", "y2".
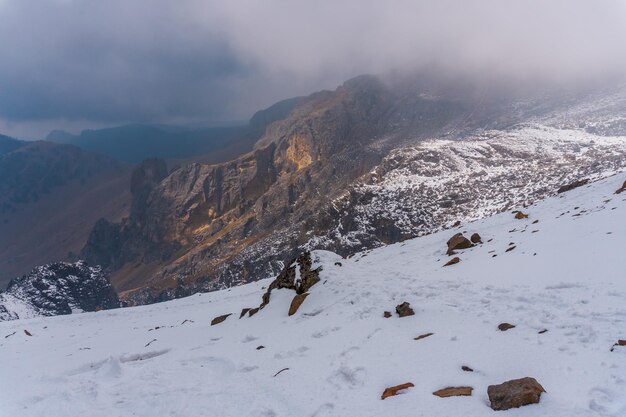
[{"x1": 0, "y1": 261, "x2": 119, "y2": 321}]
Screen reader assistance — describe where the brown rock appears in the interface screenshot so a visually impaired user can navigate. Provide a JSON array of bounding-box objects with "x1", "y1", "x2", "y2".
[
  {"x1": 24, "y1": 330, "x2": 32, "y2": 336},
  {"x1": 498, "y1": 323, "x2": 516, "y2": 331},
  {"x1": 514, "y1": 211, "x2": 528, "y2": 219},
  {"x1": 433, "y1": 386, "x2": 473, "y2": 397},
  {"x1": 381, "y1": 382, "x2": 414, "y2": 400},
  {"x1": 288, "y1": 293, "x2": 309, "y2": 316},
  {"x1": 616, "y1": 180, "x2": 626, "y2": 194},
  {"x1": 210, "y1": 314, "x2": 231, "y2": 326},
  {"x1": 444, "y1": 257, "x2": 460, "y2": 267},
  {"x1": 248, "y1": 307, "x2": 259, "y2": 317},
  {"x1": 447, "y1": 233, "x2": 473, "y2": 255},
  {"x1": 383, "y1": 311, "x2": 392, "y2": 318},
  {"x1": 414, "y1": 332, "x2": 434, "y2": 341},
  {"x1": 470, "y1": 233, "x2": 482, "y2": 244},
  {"x1": 487, "y1": 377, "x2": 546, "y2": 410},
  {"x1": 395, "y1": 302, "x2": 415, "y2": 317},
  {"x1": 461, "y1": 366, "x2": 474, "y2": 372},
  {"x1": 239, "y1": 308, "x2": 251, "y2": 319}
]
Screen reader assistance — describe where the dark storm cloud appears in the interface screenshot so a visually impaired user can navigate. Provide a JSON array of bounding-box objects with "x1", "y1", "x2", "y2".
[{"x1": 1, "y1": 0, "x2": 626, "y2": 138}]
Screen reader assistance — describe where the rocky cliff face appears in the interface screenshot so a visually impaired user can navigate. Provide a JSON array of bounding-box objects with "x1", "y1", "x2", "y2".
[
  {"x1": 0, "y1": 261, "x2": 119, "y2": 321},
  {"x1": 81, "y1": 75, "x2": 626, "y2": 305}
]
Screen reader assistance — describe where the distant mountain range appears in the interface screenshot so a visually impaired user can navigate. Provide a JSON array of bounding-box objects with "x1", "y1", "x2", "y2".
[{"x1": 45, "y1": 97, "x2": 303, "y2": 163}]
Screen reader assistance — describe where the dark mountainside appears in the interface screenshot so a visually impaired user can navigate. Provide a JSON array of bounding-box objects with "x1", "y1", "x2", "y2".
[
  {"x1": 83, "y1": 74, "x2": 552, "y2": 304},
  {"x1": 0, "y1": 134, "x2": 26, "y2": 155},
  {"x1": 46, "y1": 98, "x2": 302, "y2": 163},
  {"x1": 0, "y1": 141, "x2": 133, "y2": 287},
  {"x1": 0, "y1": 261, "x2": 119, "y2": 321}
]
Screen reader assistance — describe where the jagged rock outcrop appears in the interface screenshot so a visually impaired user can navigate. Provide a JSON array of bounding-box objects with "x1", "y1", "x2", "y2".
[
  {"x1": 261, "y1": 252, "x2": 321, "y2": 308},
  {"x1": 0, "y1": 261, "x2": 119, "y2": 321}
]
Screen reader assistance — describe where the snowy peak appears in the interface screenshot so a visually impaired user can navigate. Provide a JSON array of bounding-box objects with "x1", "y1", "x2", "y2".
[{"x1": 0, "y1": 261, "x2": 119, "y2": 321}]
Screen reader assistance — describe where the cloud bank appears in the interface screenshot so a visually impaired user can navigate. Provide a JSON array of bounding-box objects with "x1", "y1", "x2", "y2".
[{"x1": 1, "y1": 0, "x2": 626, "y2": 137}]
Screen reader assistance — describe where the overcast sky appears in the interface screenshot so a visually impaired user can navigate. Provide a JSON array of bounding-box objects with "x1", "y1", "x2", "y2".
[{"x1": 2, "y1": 0, "x2": 626, "y2": 139}]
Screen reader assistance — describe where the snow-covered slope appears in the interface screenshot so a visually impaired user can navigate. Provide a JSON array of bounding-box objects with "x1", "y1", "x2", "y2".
[{"x1": 1, "y1": 175, "x2": 625, "y2": 417}]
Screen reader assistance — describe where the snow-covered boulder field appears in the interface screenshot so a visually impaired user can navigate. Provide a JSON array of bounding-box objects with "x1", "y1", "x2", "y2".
[{"x1": 1, "y1": 175, "x2": 625, "y2": 417}]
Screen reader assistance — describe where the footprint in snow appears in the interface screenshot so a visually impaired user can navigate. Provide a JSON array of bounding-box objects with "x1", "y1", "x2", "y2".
[
  {"x1": 327, "y1": 366, "x2": 367, "y2": 389},
  {"x1": 311, "y1": 403, "x2": 335, "y2": 416},
  {"x1": 242, "y1": 335, "x2": 258, "y2": 343}
]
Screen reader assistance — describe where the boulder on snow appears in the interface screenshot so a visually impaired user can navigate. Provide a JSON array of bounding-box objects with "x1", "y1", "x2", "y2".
[
  {"x1": 498, "y1": 323, "x2": 516, "y2": 331},
  {"x1": 461, "y1": 365, "x2": 474, "y2": 372},
  {"x1": 395, "y1": 302, "x2": 415, "y2": 317},
  {"x1": 487, "y1": 377, "x2": 546, "y2": 410},
  {"x1": 610, "y1": 339, "x2": 626, "y2": 351},
  {"x1": 381, "y1": 382, "x2": 414, "y2": 400},
  {"x1": 248, "y1": 307, "x2": 259, "y2": 317},
  {"x1": 557, "y1": 178, "x2": 589, "y2": 194},
  {"x1": 470, "y1": 233, "x2": 482, "y2": 244},
  {"x1": 414, "y1": 332, "x2": 434, "y2": 341},
  {"x1": 446, "y1": 233, "x2": 473, "y2": 255},
  {"x1": 288, "y1": 293, "x2": 309, "y2": 316},
  {"x1": 383, "y1": 311, "x2": 392, "y2": 318},
  {"x1": 616, "y1": 180, "x2": 626, "y2": 194},
  {"x1": 514, "y1": 211, "x2": 529, "y2": 219},
  {"x1": 239, "y1": 308, "x2": 251, "y2": 319},
  {"x1": 210, "y1": 314, "x2": 231, "y2": 326},
  {"x1": 433, "y1": 386, "x2": 473, "y2": 397},
  {"x1": 444, "y1": 257, "x2": 461, "y2": 267}
]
